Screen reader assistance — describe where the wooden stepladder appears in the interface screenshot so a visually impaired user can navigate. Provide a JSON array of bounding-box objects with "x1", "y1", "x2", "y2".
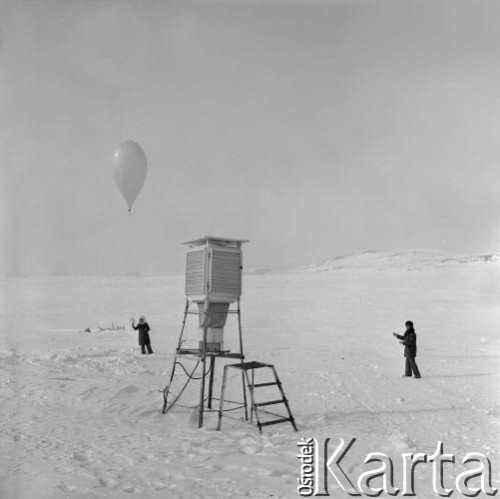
[{"x1": 217, "y1": 361, "x2": 297, "y2": 433}]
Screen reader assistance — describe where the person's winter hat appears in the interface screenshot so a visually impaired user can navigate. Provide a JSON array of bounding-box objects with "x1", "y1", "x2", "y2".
[{"x1": 405, "y1": 320, "x2": 413, "y2": 327}]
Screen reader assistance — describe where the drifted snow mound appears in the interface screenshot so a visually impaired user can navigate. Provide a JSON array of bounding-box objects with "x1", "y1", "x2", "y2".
[
  {"x1": 294, "y1": 248, "x2": 500, "y2": 272},
  {"x1": 0, "y1": 347, "x2": 155, "y2": 375}
]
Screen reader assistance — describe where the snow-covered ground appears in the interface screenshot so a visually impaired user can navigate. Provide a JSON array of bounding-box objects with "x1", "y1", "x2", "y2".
[{"x1": 1, "y1": 250, "x2": 499, "y2": 498}]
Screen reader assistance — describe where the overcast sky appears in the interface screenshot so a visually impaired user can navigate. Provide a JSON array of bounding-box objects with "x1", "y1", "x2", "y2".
[{"x1": 1, "y1": 0, "x2": 500, "y2": 276}]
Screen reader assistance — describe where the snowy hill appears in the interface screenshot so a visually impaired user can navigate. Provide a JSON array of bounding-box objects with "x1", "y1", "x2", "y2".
[
  {"x1": 294, "y1": 248, "x2": 500, "y2": 272},
  {"x1": 243, "y1": 265, "x2": 281, "y2": 275}
]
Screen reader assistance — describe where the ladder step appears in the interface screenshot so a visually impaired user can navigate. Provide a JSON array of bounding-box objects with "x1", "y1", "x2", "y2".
[
  {"x1": 252, "y1": 381, "x2": 279, "y2": 388},
  {"x1": 231, "y1": 361, "x2": 270, "y2": 370},
  {"x1": 258, "y1": 418, "x2": 292, "y2": 427},
  {"x1": 255, "y1": 399, "x2": 286, "y2": 407}
]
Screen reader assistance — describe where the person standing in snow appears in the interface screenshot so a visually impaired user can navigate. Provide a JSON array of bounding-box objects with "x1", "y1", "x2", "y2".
[
  {"x1": 393, "y1": 320, "x2": 421, "y2": 378},
  {"x1": 132, "y1": 316, "x2": 153, "y2": 354}
]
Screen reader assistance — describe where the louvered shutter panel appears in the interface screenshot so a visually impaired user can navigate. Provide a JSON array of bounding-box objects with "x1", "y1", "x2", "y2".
[
  {"x1": 186, "y1": 248, "x2": 205, "y2": 297},
  {"x1": 211, "y1": 248, "x2": 242, "y2": 299}
]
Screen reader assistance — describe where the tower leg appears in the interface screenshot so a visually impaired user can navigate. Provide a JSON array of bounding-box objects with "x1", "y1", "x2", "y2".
[
  {"x1": 237, "y1": 300, "x2": 248, "y2": 420},
  {"x1": 198, "y1": 293, "x2": 210, "y2": 428},
  {"x1": 163, "y1": 299, "x2": 190, "y2": 414},
  {"x1": 250, "y1": 368, "x2": 255, "y2": 423},
  {"x1": 198, "y1": 356, "x2": 206, "y2": 428},
  {"x1": 217, "y1": 365, "x2": 229, "y2": 431},
  {"x1": 177, "y1": 299, "x2": 190, "y2": 350},
  {"x1": 207, "y1": 355, "x2": 216, "y2": 409}
]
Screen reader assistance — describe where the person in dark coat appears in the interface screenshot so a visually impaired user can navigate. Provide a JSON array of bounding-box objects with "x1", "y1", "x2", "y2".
[
  {"x1": 132, "y1": 316, "x2": 153, "y2": 354},
  {"x1": 393, "y1": 320, "x2": 421, "y2": 378}
]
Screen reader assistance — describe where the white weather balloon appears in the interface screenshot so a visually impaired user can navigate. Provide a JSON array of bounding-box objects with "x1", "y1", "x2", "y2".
[{"x1": 112, "y1": 141, "x2": 148, "y2": 212}]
